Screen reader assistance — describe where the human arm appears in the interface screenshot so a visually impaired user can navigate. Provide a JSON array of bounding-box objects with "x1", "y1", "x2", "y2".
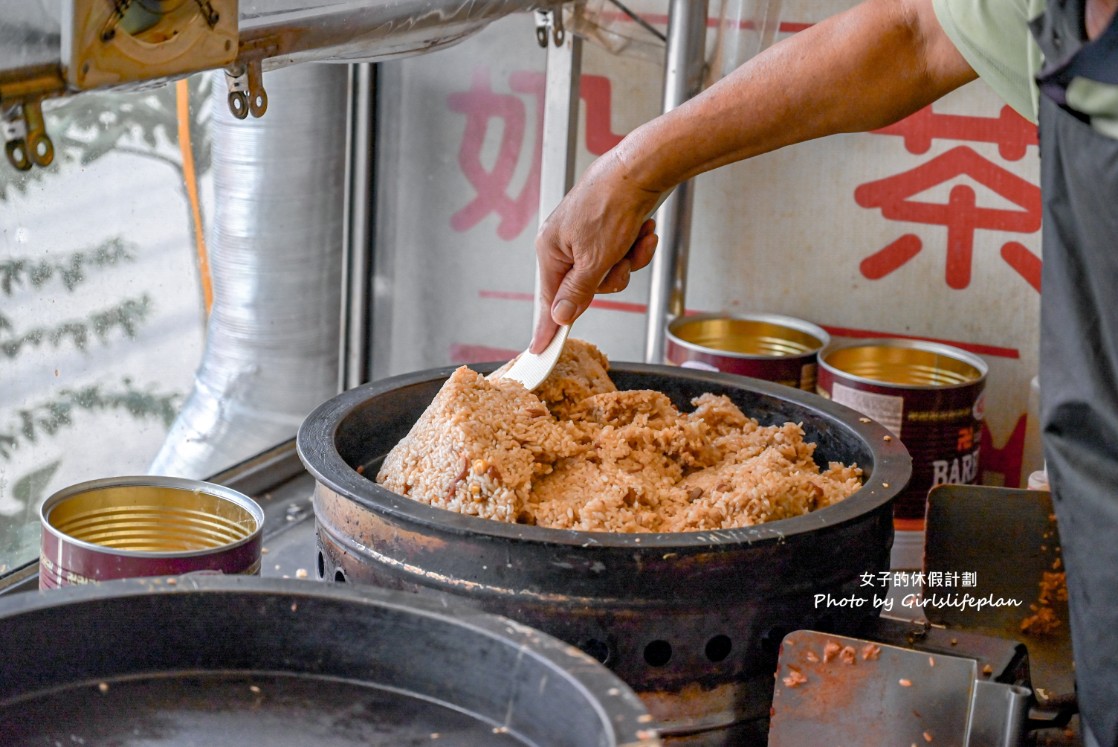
[{"x1": 530, "y1": 0, "x2": 978, "y2": 352}]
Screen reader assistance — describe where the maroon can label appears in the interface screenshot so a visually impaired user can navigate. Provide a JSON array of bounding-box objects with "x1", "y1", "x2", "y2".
[
  {"x1": 817, "y1": 339, "x2": 987, "y2": 526},
  {"x1": 666, "y1": 313, "x2": 828, "y2": 391}
]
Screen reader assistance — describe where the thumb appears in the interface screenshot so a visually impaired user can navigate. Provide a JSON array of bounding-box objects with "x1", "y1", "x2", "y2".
[{"x1": 550, "y1": 264, "x2": 605, "y2": 328}]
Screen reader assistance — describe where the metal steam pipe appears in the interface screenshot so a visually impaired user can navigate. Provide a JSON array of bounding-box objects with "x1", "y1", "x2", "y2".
[{"x1": 149, "y1": 64, "x2": 347, "y2": 478}]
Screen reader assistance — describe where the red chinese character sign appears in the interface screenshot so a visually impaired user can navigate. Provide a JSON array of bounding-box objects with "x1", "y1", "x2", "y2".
[
  {"x1": 855, "y1": 145, "x2": 1041, "y2": 290},
  {"x1": 857, "y1": 107, "x2": 1042, "y2": 292},
  {"x1": 447, "y1": 67, "x2": 624, "y2": 241},
  {"x1": 447, "y1": 69, "x2": 544, "y2": 241}
]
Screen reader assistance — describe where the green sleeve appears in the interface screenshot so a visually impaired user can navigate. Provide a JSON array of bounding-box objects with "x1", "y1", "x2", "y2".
[{"x1": 932, "y1": 0, "x2": 1043, "y2": 122}]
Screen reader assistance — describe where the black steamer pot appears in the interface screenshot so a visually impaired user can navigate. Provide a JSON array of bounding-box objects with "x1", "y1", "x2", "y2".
[{"x1": 298, "y1": 363, "x2": 912, "y2": 741}]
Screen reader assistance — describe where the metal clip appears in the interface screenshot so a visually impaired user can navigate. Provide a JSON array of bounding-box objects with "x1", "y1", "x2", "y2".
[
  {"x1": 551, "y1": 7, "x2": 565, "y2": 46},
  {"x1": 246, "y1": 59, "x2": 267, "y2": 117},
  {"x1": 224, "y1": 59, "x2": 267, "y2": 120},
  {"x1": 224, "y1": 65, "x2": 249, "y2": 119},
  {"x1": 2, "y1": 99, "x2": 54, "y2": 172},
  {"x1": 534, "y1": 8, "x2": 566, "y2": 47},
  {"x1": 534, "y1": 10, "x2": 550, "y2": 47}
]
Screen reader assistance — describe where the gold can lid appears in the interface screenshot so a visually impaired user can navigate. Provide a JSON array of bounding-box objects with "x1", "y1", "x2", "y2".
[
  {"x1": 668, "y1": 313, "x2": 828, "y2": 359},
  {"x1": 821, "y1": 339, "x2": 987, "y2": 388}
]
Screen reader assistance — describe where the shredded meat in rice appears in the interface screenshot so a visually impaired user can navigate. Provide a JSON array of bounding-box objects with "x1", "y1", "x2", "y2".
[{"x1": 376, "y1": 339, "x2": 862, "y2": 532}]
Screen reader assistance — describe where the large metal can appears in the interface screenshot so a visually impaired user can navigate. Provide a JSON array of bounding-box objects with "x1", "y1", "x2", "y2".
[
  {"x1": 665, "y1": 313, "x2": 829, "y2": 391},
  {"x1": 39, "y1": 476, "x2": 264, "y2": 589},
  {"x1": 817, "y1": 339, "x2": 987, "y2": 528}
]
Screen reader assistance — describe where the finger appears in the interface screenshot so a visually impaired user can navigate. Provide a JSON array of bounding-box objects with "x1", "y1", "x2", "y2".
[
  {"x1": 532, "y1": 232, "x2": 572, "y2": 354},
  {"x1": 625, "y1": 230, "x2": 659, "y2": 273},
  {"x1": 532, "y1": 266, "x2": 568, "y2": 355},
  {"x1": 531, "y1": 308, "x2": 562, "y2": 355},
  {"x1": 551, "y1": 263, "x2": 607, "y2": 329},
  {"x1": 596, "y1": 258, "x2": 632, "y2": 294}
]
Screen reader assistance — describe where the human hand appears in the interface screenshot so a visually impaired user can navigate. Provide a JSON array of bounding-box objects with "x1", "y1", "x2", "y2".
[{"x1": 530, "y1": 151, "x2": 662, "y2": 353}]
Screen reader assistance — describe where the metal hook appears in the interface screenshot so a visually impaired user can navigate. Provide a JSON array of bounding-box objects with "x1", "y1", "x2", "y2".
[
  {"x1": 246, "y1": 60, "x2": 268, "y2": 118},
  {"x1": 225, "y1": 61, "x2": 268, "y2": 119},
  {"x1": 5, "y1": 140, "x2": 31, "y2": 171},
  {"x1": 551, "y1": 8, "x2": 566, "y2": 46},
  {"x1": 2, "y1": 100, "x2": 52, "y2": 171},
  {"x1": 1, "y1": 107, "x2": 29, "y2": 171},
  {"x1": 23, "y1": 100, "x2": 53, "y2": 167},
  {"x1": 534, "y1": 10, "x2": 550, "y2": 47},
  {"x1": 227, "y1": 91, "x2": 249, "y2": 119},
  {"x1": 224, "y1": 64, "x2": 248, "y2": 119}
]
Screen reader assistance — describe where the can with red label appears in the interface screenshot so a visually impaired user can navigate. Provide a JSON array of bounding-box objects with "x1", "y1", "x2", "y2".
[
  {"x1": 817, "y1": 339, "x2": 987, "y2": 529},
  {"x1": 39, "y1": 476, "x2": 264, "y2": 589},
  {"x1": 666, "y1": 313, "x2": 829, "y2": 390}
]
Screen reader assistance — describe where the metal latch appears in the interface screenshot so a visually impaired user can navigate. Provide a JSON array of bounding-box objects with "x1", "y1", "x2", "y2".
[
  {"x1": 534, "y1": 8, "x2": 566, "y2": 47},
  {"x1": 2, "y1": 99, "x2": 54, "y2": 172},
  {"x1": 224, "y1": 59, "x2": 267, "y2": 119}
]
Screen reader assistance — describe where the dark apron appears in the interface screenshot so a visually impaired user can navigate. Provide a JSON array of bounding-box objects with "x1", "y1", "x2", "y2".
[{"x1": 1031, "y1": 3, "x2": 1118, "y2": 745}]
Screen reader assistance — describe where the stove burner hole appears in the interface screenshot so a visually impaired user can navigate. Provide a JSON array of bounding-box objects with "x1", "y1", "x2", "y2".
[
  {"x1": 643, "y1": 640, "x2": 672, "y2": 667},
  {"x1": 317, "y1": 551, "x2": 325, "y2": 579},
  {"x1": 334, "y1": 568, "x2": 347, "y2": 583},
  {"x1": 705, "y1": 635, "x2": 732, "y2": 662},
  {"x1": 578, "y1": 638, "x2": 613, "y2": 665}
]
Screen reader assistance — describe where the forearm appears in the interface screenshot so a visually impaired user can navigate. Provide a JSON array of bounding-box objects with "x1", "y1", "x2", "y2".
[
  {"x1": 619, "y1": 0, "x2": 978, "y2": 192},
  {"x1": 530, "y1": 0, "x2": 978, "y2": 349}
]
